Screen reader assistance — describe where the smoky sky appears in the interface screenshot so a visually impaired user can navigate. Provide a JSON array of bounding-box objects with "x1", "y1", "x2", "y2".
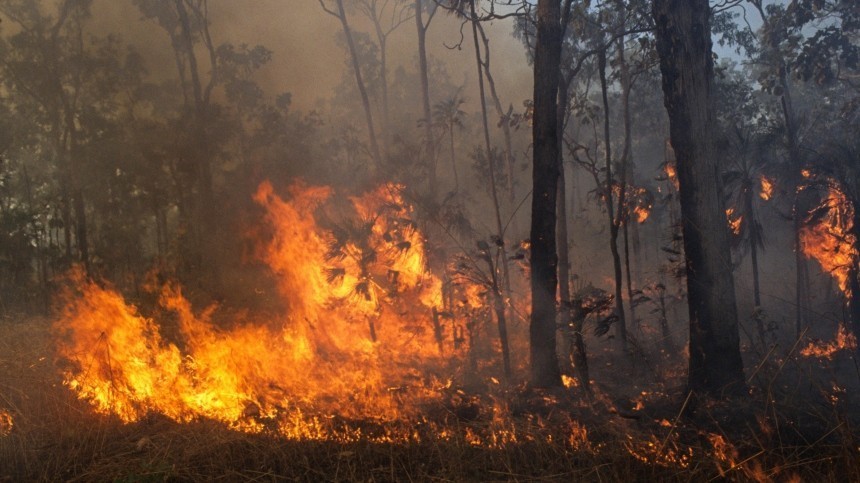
[{"x1": 89, "y1": 0, "x2": 533, "y2": 113}]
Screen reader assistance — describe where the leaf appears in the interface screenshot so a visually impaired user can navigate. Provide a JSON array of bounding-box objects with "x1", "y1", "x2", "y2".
[{"x1": 326, "y1": 267, "x2": 346, "y2": 284}]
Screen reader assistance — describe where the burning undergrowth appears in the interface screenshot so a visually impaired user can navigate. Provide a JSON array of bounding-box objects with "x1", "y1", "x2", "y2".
[{"x1": 54, "y1": 180, "x2": 471, "y2": 440}]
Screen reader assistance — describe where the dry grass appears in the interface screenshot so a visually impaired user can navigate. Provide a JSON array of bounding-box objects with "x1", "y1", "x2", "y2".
[{"x1": 1, "y1": 316, "x2": 859, "y2": 482}]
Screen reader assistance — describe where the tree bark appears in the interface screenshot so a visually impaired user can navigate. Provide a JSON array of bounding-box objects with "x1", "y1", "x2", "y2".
[
  {"x1": 530, "y1": 0, "x2": 563, "y2": 388},
  {"x1": 653, "y1": 0, "x2": 745, "y2": 396}
]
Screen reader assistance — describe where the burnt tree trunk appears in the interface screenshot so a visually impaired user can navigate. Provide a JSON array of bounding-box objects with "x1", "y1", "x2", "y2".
[
  {"x1": 744, "y1": 181, "x2": 765, "y2": 344},
  {"x1": 530, "y1": 0, "x2": 563, "y2": 388},
  {"x1": 597, "y1": 47, "x2": 628, "y2": 353},
  {"x1": 653, "y1": 0, "x2": 745, "y2": 396}
]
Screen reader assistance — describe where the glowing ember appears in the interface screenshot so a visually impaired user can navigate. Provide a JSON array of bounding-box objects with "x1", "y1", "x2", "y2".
[
  {"x1": 55, "y1": 181, "x2": 455, "y2": 438},
  {"x1": 759, "y1": 176, "x2": 774, "y2": 201},
  {"x1": 634, "y1": 205, "x2": 650, "y2": 223},
  {"x1": 624, "y1": 434, "x2": 693, "y2": 468},
  {"x1": 0, "y1": 409, "x2": 12, "y2": 436},
  {"x1": 799, "y1": 183, "x2": 858, "y2": 297},
  {"x1": 800, "y1": 324, "x2": 857, "y2": 359},
  {"x1": 726, "y1": 208, "x2": 743, "y2": 236},
  {"x1": 561, "y1": 374, "x2": 579, "y2": 388}
]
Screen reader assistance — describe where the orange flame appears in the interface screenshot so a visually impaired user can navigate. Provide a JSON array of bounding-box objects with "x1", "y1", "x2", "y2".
[
  {"x1": 55, "y1": 181, "x2": 456, "y2": 438},
  {"x1": 633, "y1": 205, "x2": 650, "y2": 224},
  {"x1": 759, "y1": 176, "x2": 774, "y2": 201},
  {"x1": 800, "y1": 324, "x2": 857, "y2": 359},
  {"x1": 0, "y1": 408, "x2": 12, "y2": 436},
  {"x1": 665, "y1": 163, "x2": 679, "y2": 190},
  {"x1": 800, "y1": 184, "x2": 858, "y2": 297},
  {"x1": 726, "y1": 208, "x2": 743, "y2": 236}
]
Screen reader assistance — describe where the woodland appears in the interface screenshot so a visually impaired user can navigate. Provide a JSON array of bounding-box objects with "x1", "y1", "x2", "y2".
[{"x1": 0, "y1": 0, "x2": 859, "y2": 481}]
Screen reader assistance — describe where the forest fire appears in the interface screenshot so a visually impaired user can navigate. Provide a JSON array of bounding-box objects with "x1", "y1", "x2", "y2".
[
  {"x1": 799, "y1": 183, "x2": 858, "y2": 296},
  {"x1": 54, "y1": 181, "x2": 459, "y2": 440},
  {"x1": 2, "y1": 0, "x2": 860, "y2": 480}
]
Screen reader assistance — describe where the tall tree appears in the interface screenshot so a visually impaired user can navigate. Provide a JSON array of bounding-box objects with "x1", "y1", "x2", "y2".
[
  {"x1": 652, "y1": 0, "x2": 745, "y2": 395},
  {"x1": 356, "y1": 0, "x2": 413, "y2": 159},
  {"x1": 0, "y1": 0, "x2": 104, "y2": 275},
  {"x1": 415, "y1": 0, "x2": 438, "y2": 194},
  {"x1": 320, "y1": 0, "x2": 384, "y2": 168},
  {"x1": 530, "y1": 0, "x2": 563, "y2": 388}
]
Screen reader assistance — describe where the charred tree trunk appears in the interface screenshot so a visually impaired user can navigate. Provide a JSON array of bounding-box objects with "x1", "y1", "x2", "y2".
[
  {"x1": 617, "y1": 18, "x2": 635, "y2": 332},
  {"x1": 557, "y1": 78, "x2": 589, "y2": 391},
  {"x1": 530, "y1": 0, "x2": 563, "y2": 388},
  {"x1": 624, "y1": 222, "x2": 636, "y2": 328},
  {"x1": 483, "y1": 252, "x2": 512, "y2": 380},
  {"x1": 744, "y1": 182, "x2": 765, "y2": 344},
  {"x1": 653, "y1": 0, "x2": 745, "y2": 396},
  {"x1": 597, "y1": 46, "x2": 628, "y2": 353}
]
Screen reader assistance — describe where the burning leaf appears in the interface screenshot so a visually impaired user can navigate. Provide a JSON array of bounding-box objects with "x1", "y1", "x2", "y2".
[{"x1": 726, "y1": 208, "x2": 743, "y2": 236}]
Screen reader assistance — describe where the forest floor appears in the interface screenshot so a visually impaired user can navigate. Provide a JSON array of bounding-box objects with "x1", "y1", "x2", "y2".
[{"x1": 1, "y1": 314, "x2": 859, "y2": 482}]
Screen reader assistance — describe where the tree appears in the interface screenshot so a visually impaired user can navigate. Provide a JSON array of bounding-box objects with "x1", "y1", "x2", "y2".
[
  {"x1": 433, "y1": 93, "x2": 466, "y2": 192},
  {"x1": 652, "y1": 0, "x2": 745, "y2": 396},
  {"x1": 530, "y1": 0, "x2": 563, "y2": 388},
  {"x1": 320, "y1": 0, "x2": 384, "y2": 168},
  {"x1": 356, "y1": 0, "x2": 413, "y2": 159},
  {"x1": 415, "y1": 0, "x2": 438, "y2": 195}
]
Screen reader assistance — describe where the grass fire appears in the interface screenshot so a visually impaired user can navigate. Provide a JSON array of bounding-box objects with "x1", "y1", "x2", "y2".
[{"x1": 2, "y1": 0, "x2": 860, "y2": 481}]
